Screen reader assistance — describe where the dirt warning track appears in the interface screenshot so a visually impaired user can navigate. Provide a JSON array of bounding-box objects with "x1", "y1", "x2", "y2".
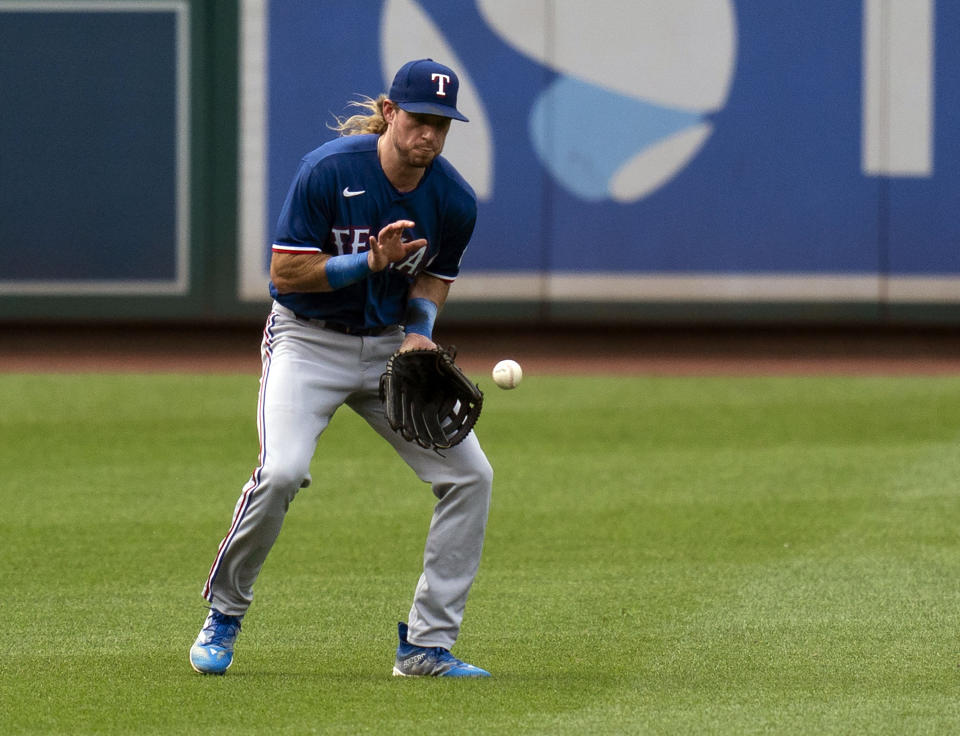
[{"x1": 2, "y1": 323, "x2": 959, "y2": 376}]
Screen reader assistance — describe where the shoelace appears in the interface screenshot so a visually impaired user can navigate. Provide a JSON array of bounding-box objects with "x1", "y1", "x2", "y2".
[
  {"x1": 202, "y1": 613, "x2": 241, "y2": 646},
  {"x1": 429, "y1": 648, "x2": 468, "y2": 670}
]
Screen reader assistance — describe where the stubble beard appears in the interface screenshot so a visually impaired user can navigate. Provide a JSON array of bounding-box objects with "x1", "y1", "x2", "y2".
[
  {"x1": 402, "y1": 143, "x2": 438, "y2": 169},
  {"x1": 390, "y1": 128, "x2": 442, "y2": 170}
]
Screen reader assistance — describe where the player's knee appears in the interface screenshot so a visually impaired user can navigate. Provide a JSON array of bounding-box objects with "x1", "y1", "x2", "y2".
[
  {"x1": 262, "y1": 464, "x2": 312, "y2": 496},
  {"x1": 461, "y1": 446, "x2": 493, "y2": 490},
  {"x1": 473, "y1": 455, "x2": 494, "y2": 490},
  {"x1": 440, "y1": 454, "x2": 493, "y2": 498}
]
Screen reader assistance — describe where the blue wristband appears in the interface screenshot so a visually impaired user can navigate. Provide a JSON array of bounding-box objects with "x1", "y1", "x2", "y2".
[
  {"x1": 404, "y1": 297, "x2": 438, "y2": 339},
  {"x1": 325, "y1": 252, "x2": 372, "y2": 290}
]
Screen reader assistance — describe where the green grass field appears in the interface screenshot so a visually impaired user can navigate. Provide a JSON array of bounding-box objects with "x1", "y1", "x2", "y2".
[{"x1": 2, "y1": 371, "x2": 959, "y2": 734}]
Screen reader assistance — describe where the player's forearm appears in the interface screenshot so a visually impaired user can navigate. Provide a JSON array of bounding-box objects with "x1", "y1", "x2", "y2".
[
  {"x1": 400, "y1": 275, "x2": 450, "y2": 347},
  {"x1": 408, "y1": 273, "x2": 450, "y2": 310},
  {"x1": 270, "y1": 252, "x2": 334, "y2": 293},
  {"x1": 271, "y1": 251, "x2": 378, "y2": 293},
  {"x1": 272, "y1": 223, "x2": 421, "y2": 294}
]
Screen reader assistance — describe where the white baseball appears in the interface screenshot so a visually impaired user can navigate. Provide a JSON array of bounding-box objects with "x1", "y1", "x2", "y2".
[{"x1": 492, "y1": 359, "x2": 523, "y2": 389}]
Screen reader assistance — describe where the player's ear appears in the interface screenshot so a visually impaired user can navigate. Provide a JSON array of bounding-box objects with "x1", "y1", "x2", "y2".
[{"x1": 382, "y1": 99, "x2": 398, "y2": 124}]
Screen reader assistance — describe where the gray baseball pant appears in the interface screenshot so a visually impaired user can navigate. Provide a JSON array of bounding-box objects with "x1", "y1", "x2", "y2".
[{"x1": 201, "y1": 303, "x2": 493, "y2": 649}]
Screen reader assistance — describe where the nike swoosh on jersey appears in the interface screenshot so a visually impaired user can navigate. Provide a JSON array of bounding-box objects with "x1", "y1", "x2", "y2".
[{"x1": 342, "y1": 187, "x2": 366, "y2": 197}]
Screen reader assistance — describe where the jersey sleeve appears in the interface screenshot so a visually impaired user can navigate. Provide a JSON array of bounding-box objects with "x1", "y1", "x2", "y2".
[
  {"x1": 423, "y1": 183, "x2": 478, "y2": 282},
  {"x1": 272, "y1": 159, "x2": 334, "y2": 254}
]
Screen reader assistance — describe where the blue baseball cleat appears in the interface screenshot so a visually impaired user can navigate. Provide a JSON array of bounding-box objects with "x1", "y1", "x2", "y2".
[
  {"x1": 189, "y1": 609, "x2": 242, "y2": 675},
  {"x1": 392, "y1": 621, "x2": 491, "y2": 677}
]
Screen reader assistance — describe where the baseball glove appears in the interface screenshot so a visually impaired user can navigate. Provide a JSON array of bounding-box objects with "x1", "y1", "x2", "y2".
[{"x1": 379, "y1": 346, "x2": 483, "y2": 452}]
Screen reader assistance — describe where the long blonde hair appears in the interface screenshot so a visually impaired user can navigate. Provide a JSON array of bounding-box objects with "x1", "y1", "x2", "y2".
[{"x1": 330, "y1": 94, "x2": 388, "y2": 136}]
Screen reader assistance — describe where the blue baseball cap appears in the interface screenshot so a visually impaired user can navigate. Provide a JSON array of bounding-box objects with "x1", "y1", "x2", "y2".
[{"x1": 388, "y1": 59, "x2": 469, "y2": 122}]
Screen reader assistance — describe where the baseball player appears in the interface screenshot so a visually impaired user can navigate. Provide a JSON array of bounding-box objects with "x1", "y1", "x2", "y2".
[{"x1": 189, "y1": 59, "x2": 493, "y2": 677}]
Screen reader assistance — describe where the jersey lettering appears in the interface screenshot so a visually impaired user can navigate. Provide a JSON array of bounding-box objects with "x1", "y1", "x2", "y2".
[
  {"x1": 391, "y1": 246, "x2": 427, "y2": 277},
  {"x1": 330, "y1": 227, "x2": 371, "y2": 255},
  {"x1": 431, "y1": 73, "x2": 451, "y2": 97}
]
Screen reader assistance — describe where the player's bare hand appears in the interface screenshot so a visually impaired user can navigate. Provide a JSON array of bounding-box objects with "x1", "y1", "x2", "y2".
[
  {"x1": 367, "y1": 220, "x2": 427, "y2": 272},
  {"x1": 399, "y1": 332, "x2": 436, "y2": 353}
]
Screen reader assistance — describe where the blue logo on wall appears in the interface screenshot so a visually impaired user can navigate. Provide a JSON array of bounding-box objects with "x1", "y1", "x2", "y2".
[{"x1": 480, "y1": 0, "x2": 738, "y2": 203}]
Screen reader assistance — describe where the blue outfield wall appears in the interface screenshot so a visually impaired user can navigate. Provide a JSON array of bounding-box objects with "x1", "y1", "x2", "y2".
[
  {"x1": 0, "y1": 9, "x2": 180, "y2": 284},
  {"x1": 1, "y1": 1, "x2": 958, "y2": 323}
]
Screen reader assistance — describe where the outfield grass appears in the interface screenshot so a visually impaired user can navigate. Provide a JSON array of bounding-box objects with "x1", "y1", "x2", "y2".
[{"x1": 1, "y1": 372, "x2": 959, "y2": 734}]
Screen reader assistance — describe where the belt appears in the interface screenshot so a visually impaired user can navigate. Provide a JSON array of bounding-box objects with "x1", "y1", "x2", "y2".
[{"x1": 293, "y1": 312, "x2": 394, "y2": 337}]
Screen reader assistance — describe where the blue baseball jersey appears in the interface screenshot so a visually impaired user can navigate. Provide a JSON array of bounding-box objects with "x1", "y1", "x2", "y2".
[{"x1": 269, "y1": 134, "x2": 477, "y2": 328}]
